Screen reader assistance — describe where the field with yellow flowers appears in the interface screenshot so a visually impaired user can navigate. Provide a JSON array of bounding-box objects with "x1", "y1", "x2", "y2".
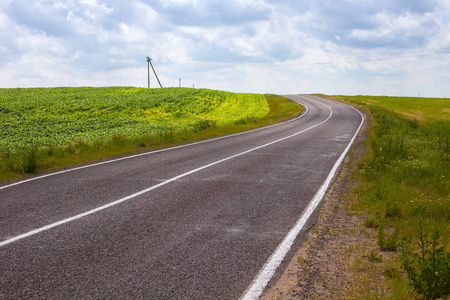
[{"x1": 0, "y1": 87, "x2": 301, "y2": 179}]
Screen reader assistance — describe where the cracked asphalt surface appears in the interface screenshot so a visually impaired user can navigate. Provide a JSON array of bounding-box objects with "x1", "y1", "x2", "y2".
[{"x1": 0, "y1": 95, "x2": 363, "y2": 299}]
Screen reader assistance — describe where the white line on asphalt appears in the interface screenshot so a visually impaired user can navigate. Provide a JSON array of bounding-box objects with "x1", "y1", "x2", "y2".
[
  {"x1": 0, "y1": 99, "x2": 323, "y2": 248},
  {"x1": 0, "y1": 100, "x2": 308, "y2": 191},
  {"x1": 239, "y1": 96, "x2": 365, "y2": 300}
]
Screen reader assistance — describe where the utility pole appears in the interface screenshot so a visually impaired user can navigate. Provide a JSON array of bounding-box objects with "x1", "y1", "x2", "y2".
[
  {"x1": 146, "y1": 57, "x2": 163, "y2": 88},
  {"x1": 179, "y1": 78, "x2": 181, "y2": 88},
  {"x1": 146, "y1": 57, "x2": 151, "y2": 88},
  {"x1": 148, "y1": 58, "x2": 163, "y2": 88}
]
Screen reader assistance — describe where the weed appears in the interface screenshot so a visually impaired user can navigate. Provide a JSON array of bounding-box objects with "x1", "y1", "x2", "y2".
[
  {"x1": 112, "y1": 134, "x2": 125, "y2": 143},
  {"x1": 377, "y1": 224, "x2": 386, "y2": 249},
  {"x1": 21, "y1": 146, "x2": 39, "y2": 173},
  {"x1": 192, "y1": 119, "x2": 217, "y2": 132},
  {"x1": 297, "y1": 256, "x2": 306, "y2": 264},
  {"x1": 2, "y1": 145, "x2": 40, "y2": 174},
  {"x1": 364, "y1": 216, "x2": 379, "y2": 228},
  {"x1": 400, "y1": 227, "x2": 450, "y2": 299},
  {"x1": 384, "y1": 267, "x2": 399, "y2": 279},
  {"x1": 234, "y1": 116, "x2": 258, "y2": 125},
  {"x1": 362, "y1": 249, "x2": 383, "y2": 263},
  {"x1": 385, "y1": 201, "x2": 401, "y2": 218},
  {"x1": 431, "y1": 124, "x2": 450, "y2": 163},
  {"x1": 322, "y1": 274, "x2": 328, "y2": 288},
  {"x1": 332, "y1": 205, "x2": 339, "y2": 213},
  {"x1": 378, "y1": 224, "x2": 399, "y2": 251}
]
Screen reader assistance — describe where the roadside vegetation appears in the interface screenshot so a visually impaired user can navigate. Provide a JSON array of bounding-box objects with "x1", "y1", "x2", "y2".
[
  {"x1": 0, "y1": 87, "x2": 303, "y2": 182},
  {"x1": 326, "y1": 95, "x2": 449, "y2": 299}
]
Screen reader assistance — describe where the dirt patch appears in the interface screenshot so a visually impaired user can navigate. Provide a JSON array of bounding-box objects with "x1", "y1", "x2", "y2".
[{"x1": 260, "y1": 109, "x2": 375, "y2": 299}]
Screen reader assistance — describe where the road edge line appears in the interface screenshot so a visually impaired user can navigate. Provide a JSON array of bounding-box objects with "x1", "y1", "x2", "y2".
[{"x1": 239, "y1": 97, "x2": 365, "y2": 300}]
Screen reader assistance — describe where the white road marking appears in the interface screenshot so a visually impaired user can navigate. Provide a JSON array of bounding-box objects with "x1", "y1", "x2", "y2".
[
  {"x1": 1, "y1": 100, "x2": 325, "y2": 248},
  {"x1": 1, "y1": 100, "x2": 307, "y2": 191},
  {"x1": 239, "y1": 96, "x2": 364, "y2": 300}
]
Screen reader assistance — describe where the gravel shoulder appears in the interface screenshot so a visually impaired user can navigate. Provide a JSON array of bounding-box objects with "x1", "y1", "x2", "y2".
[{"x1": 260, "y1": 108, "x2": 371, "y2": 299}]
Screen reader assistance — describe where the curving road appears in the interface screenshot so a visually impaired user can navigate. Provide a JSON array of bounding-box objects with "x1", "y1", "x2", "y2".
[{"x1": 0, "y1": 95, "x2": 363, "y2": 299}]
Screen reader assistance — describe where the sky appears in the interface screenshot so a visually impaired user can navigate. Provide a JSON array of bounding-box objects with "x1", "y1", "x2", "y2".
[{"x1": 1, "y1": 0, "x2": 449, "y2": 97}]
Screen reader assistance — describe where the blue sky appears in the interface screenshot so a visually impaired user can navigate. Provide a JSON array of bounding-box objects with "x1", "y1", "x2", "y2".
[{"x1": 1, "y1": 0, "x2": 449, "y2": 96}]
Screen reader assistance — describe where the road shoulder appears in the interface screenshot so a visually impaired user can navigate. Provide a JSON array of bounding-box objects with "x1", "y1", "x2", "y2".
[{"x1": 260, "y1": 108, "x2": 370, "y2": 299}]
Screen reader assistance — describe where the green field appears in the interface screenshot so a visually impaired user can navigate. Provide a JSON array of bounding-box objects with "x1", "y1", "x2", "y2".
[
  {"x1": 332, "y1": 95, "x2": 450, "y2": 123},
  {"x1": 0, "y1": 87, "x2": 302, "y2": 180},
  {"x1": 327, "y1": 95, "x2": 450, "y2": 299},
  {"x1": 0, "y1": 87, "x2": 269, "y2": 151}
]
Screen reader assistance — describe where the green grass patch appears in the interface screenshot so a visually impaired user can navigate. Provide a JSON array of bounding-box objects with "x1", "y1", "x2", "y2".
[
  {"x1": 328, "y1": 95, "x2": 450, "y2": 124},
  {"x1": 326, "y1": 95, "x2": 450, "y2": 299},
  {"x1": 0, "y1": 88, "x2": 303, "y2": 182}
]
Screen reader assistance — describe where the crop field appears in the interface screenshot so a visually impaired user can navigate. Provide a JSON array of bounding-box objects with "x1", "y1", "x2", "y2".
[
  {"x1": 0, "y1": 87, "x2": 303, "y2": 179},
  {"x1": 0, "y1": 87, "x2": 269, "y2": 152},
  {"x1": 327, "y1": 95, "x2": 450, "y2": 299}
]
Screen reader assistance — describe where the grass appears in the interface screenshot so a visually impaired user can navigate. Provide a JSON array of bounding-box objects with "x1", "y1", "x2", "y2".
[
  {"x1": 330, "y1": 95, "x2": 450, "y2": 123},
  {"x1": 324, "y1": 95, "x2": 450, "y2": 299},
  {"x1": 0, "y1": 93, "x2": 303, "y2": 182}
]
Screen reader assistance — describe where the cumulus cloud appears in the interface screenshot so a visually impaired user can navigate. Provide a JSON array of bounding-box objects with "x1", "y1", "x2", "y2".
[
  {"x1": 0, "y1": 0, "x2": 449, "y2": 96},
  {"x1": 151, "y1": 0, "x2": 271, "y2": 26}
]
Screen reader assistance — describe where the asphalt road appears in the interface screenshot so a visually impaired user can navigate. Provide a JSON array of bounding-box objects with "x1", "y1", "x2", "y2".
[{"x1": 0, "y1": 95, "x2": 363, "y2": 299}]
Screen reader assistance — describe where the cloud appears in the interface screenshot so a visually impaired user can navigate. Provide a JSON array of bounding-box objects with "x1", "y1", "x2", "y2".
[
  {"x1": 5, "y1": 0, "x2": 75, "y2": 37},
  {"x1": 0, "y1": 0, "x2": 449, "y2": 96},
  {"x1": 151, "y1": 0, "x2": 271, "y2": 26},
  {"x1": 348, "y1": 10, "x2": 440, "y2": 48}
]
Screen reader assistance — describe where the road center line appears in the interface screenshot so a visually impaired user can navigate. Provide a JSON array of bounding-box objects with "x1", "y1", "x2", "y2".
[{"x1": 1, "y1": 99, "x2": 326, "y2": 248}]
